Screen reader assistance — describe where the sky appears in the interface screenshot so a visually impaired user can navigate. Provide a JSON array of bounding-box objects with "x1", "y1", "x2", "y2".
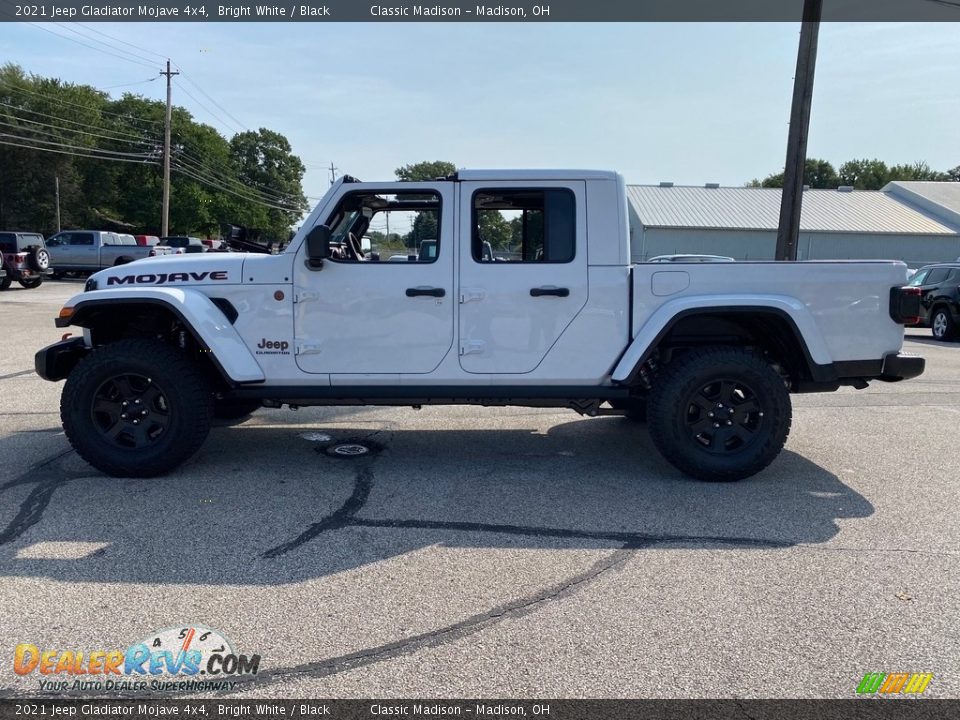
[{"x1": 0, "y1": 21, "x2": 958, "y2": 204}]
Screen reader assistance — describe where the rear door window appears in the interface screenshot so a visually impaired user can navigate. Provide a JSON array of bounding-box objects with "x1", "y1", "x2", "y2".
[
  {"x1": 0, "y1": 233, "x2": 15, "y2": 253},
  {"x1": 926, "y1": 267, "x2": 950, "y2": 285}
]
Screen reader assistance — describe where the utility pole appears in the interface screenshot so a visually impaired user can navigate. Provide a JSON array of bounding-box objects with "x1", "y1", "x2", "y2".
[
  {"x1": 54, "y1": 175, "x2": 61, "y2": 232},
  {"x1": 160, "y1": 59, "x2": 179, "y2": 237},
  {"x1": 775, "y1": 0, "x2": 823, "y2": 261},
  {"x1": 328, "y1": 161, "x2": 338, "y2": 186}
]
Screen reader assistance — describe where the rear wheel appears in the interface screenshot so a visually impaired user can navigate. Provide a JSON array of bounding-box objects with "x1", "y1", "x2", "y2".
[
  {"x1": 931, "y1": 308, "x2": 957, "y2": 341},
  {"x1": 61, "y1": 339, "x2": 213, "y2": 478},
  {"x1": 18, "y1": 277, "x2": 43, "y2": 289},
  {"x1": 0, "y1": 276, "x2": 10, "y2": 291},
  {"x1": 647, "y1": 347, "x2": 791, "y2": 482}
]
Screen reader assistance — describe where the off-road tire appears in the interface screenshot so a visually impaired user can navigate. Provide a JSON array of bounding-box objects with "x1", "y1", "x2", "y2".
[
  {"x1": 18, "y1": 277, "x2": 43, "y2": 289},
  {"x1": 647, "y1": 347, "x2": 791, "y2": 482},
  {"x1": 0, "y1": 275, "x2": 10, "y2": 291},
  {"x1": 61, "y1": 339, "x2": 213, "y2": 478},
  {"x1": 213, "y1": 399, "x2": 262, "y2": 425},
  {"x1": 931, "y1": 307, "x2": 957, "y2": 341}
]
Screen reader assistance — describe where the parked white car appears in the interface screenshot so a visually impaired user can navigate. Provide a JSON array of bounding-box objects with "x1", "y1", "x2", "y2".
[{"x1": 37, "y1": 169, "x2": 924, "y2": 482}]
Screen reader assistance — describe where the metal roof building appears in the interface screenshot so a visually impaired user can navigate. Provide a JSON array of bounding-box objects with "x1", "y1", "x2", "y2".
[{"x1": 627, "y1": 181, "x2": 960, "y2": 267}]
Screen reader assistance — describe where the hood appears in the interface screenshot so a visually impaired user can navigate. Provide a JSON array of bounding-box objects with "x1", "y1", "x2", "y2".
[{"x1": 89, "y1": 253, "x2": 246, "y2": 289}]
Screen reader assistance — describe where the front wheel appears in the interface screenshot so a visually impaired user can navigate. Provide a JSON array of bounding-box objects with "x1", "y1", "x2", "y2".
[
  {"x1": 19, "y1": 277, "x2": 43, "y2": 289},
  {"x1": 647, "y1": 347, "x2": 792, "y2": 482},
  {"x1": 61, "y1": 339, "x2": 213, "y2": 478}
]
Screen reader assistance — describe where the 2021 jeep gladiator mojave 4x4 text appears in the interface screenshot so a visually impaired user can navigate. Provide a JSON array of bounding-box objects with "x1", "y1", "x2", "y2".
[{"x1": 35, "y1": 170, "x2": 925, "y2": 481}]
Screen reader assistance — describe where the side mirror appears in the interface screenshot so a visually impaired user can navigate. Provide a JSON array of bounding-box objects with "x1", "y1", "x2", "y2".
[{"x1": 305, "y1": 225, "x2": 331, "y2": 269}]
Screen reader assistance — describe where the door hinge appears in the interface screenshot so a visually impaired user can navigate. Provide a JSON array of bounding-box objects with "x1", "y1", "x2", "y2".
[
  {"x1": 295, "y1": 339, "x2": 323, "y2": 356},
  {"x1": 294, "y1": 290, "x2": 319, "y2": 304},
  {"x1": 460, "y1": 340, "x2": 486, "y2": 356},
  {"x1": 459, "y1": 287, "x2": 486, "y2": 304}
]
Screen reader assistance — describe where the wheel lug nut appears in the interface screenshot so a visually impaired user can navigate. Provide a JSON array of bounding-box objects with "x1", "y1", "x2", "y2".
[
  {"x1": 121, "y1": 413, "x2": 127, "y2": 419},
  {"x1": 135, "y1": 399, "x2": 141, "y2": 405},
  {"x1": 713, "y1": 423, "x2": 720, "y2": 429},
  {"x1": 726, "y1": 420, "x2": 733, "y2": 426},
  {"x1": 708, "y1": 412, "x2": 714, "y2": 418},
  {"x1": 132, "y1": 419, "x2": 140, "y2": 425},
  {"x1": 122, "y1": 401, "x2": 128, "y2": 406}
]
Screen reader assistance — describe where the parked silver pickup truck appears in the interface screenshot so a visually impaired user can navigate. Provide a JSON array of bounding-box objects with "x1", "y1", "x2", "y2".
[{"x1": 46, "y1": 230, "x2": 152, "y2": 275}]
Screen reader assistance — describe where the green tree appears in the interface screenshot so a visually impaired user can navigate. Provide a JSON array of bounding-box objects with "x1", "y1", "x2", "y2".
[
  {"x1": 394, "y1": 161, "x2": 456, "y2": 249},
  {"x1": 838, "y1": 158, "x2": 890, "y2": 190},
  {"x1": 759, "y1": 158, "x2": 838, "y2": 189},
  {"x1": 395, "y1": 160, "x2": 456, "y2": 182},
  {"x1": 477, "y1": 210, "x2": 512, "y2": 250},
  {"x1": 0, "y1": 64, "x2": 309, "y2": 237},
  {"x1": 887, "y1": 161, "x2": 950, "y2": 182},
  {"x1": 229, "y1": 128, "x2": 308, "y2": 239}
]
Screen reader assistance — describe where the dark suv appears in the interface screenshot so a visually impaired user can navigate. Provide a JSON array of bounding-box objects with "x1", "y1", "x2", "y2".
[
  {"x1": 908, "y1": 263, "x2": 960, "y2": 341},
  {"x1": 0, "y1": 231, "x2": 52, "y2": 290}
]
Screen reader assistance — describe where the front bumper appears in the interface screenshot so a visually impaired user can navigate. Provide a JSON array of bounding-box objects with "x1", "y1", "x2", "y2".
[
  {"x1": 34, "y1": 337, "x2": 88, "y2": 381},
  {"x1": 879, "y1": 352, "x2": 925, "y2": 382}
]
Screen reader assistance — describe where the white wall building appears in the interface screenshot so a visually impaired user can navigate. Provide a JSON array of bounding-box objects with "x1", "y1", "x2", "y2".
[{"x1": 627, "y1": 181, "x2": 960, "y2": 268}]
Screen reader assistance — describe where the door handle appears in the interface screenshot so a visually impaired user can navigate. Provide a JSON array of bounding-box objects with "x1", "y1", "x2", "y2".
[
  {"x1": 406, "y1": 287, "x2": 446, "y2": 298},
  {"x1": 530, "y1": 286, "x2": 570, "y2": 297}
]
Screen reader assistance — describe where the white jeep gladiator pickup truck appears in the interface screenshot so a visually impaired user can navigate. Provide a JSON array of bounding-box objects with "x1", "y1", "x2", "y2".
[{"x1": 35, "y1": 170, "x2": 925, "y2": 481}]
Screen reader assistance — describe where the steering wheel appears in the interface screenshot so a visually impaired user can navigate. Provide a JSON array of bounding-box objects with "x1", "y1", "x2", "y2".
[{"x1": 347, "y1": 232, "x2": 364, "y2": 261}]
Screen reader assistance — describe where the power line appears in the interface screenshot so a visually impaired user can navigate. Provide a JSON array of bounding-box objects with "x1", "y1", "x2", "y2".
[
  {"x1": 178, "y1": 71, "x2": 248, "y2": 133},
  {"x1": 100, "y1": 77, "x2": 160, "y2": 91},
  {"x1": 0, "y1": 131, "x2": 154, "y2": 158},
  {"x1": 174, "y1": 143, "x2": 304, "y2": 204},
  {"x1": 172, "y1": 164, "x2": 301, "y2": 213},
  {"x1": 0, "y1": 134, "x2": 157, "y2": 164},
  {"x1": 173, "y1": 153, "x2": 301, "y2": 209},
  {"x1": 27, "y1": 22, "x2": 158, "y2": 71},
  {"x1": 0, "y1": 101, "x2": 159, "y2": 145},
  {"x1": 0, "y1": 106, "x2": 157, "y2": 147},
  {"x1": 0, "y1": 118, "x2": 155, "y2": 155},
  {"x1": 74, "y1": 23, "x2": 170, "y2": 62},
  {"x1": 175, "y1": 82, "x2": 243, "y2": 135},
  {"x1": 51, "y1": 22, "x2": 161, "y2": 66},
  {"x1": 0, "y1": 80, "x2": 164, "y2": 127}
]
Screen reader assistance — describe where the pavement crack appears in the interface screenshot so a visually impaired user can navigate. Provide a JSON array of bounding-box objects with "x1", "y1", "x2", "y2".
[
  {"x1": 223, "y1": 543, "x2": 638, "y2": 694},
  {"x1": 260, "y1": 466, "x2": 373, "y2": 559},
  {"x1": 353, "y1": 517, "x2": 791, "y2": 550}
]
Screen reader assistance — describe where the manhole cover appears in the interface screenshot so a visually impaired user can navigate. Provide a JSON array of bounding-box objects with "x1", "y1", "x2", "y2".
[{"x1": 331, "y1": 443, "x2": 370, "y2": 457}]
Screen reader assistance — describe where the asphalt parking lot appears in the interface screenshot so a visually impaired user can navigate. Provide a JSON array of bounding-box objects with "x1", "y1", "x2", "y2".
[{"x1": 1, "y1": 280, "x2": 958, "y2": 699}]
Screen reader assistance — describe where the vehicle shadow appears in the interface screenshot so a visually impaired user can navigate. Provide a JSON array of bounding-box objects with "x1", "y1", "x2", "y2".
[
  {"x1": 0, "y1": 415, "x2": 874, "y2": 586},
  {"x1": 903, "y1": 335, "x2": 960, "y2": 348}
]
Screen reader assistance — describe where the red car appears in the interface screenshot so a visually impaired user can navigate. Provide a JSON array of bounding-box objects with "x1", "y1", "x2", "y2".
[{"x1": 0, "y1": 231, "x2": 52, "y2": 290}]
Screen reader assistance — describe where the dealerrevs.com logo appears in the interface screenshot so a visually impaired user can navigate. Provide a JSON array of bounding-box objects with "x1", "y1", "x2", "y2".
[{"x1": 13, "y1": 626, "x2": 261, "y2": 693}]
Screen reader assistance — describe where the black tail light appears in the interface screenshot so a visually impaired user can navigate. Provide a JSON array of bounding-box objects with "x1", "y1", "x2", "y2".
[{"x1": 890, "y1": 286, "x2": 922, "y2": 325}]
